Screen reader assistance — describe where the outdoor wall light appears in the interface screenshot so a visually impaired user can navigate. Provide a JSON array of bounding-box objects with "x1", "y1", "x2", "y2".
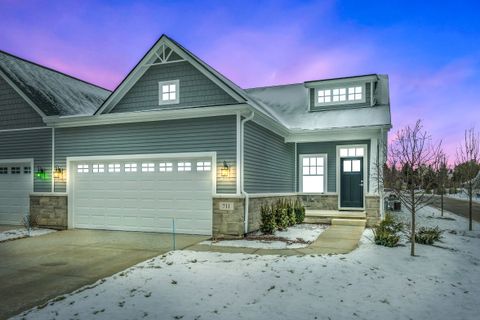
[
  {"x1": 220, "y1": 161, "x2": 230, "y2": 177},
  {"x1": 53, "y1": 166, "x2": 66, "y2": 180},
  {"x1": 35, "y1": 167, "x2": 48, "y2": 180}
]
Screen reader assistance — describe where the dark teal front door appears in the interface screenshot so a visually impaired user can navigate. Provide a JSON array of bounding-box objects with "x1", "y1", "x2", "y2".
[{"x1": 340, "y1": 157, "x2": 364, "y2": 208}]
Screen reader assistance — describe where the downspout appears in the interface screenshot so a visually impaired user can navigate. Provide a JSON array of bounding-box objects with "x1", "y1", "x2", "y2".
[
  {"x1": 241, "y1": 111, "x2": 255, "y2": 235},
  {"x1": 51, "y1": 127, "x2": 55, "y2": 192}
]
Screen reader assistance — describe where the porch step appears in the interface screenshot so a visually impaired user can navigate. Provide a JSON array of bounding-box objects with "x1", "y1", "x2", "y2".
[
  {"x1": 331, "y1": 218, "x2": 366, "y2": 227},
  {"x1": 304, "y1": 210, "x2": 366, "y2": 225}
]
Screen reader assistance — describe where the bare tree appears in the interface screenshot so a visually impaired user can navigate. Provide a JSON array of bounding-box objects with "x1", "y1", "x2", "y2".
[
  {"x1": 456, "y1": 128, "x2": 480, "y2": 231},
  {"x1": 434, "y1": 152, "x2": 449, "y2": 217},
  {"x1": 386, "y1": 120, "x2": 442, "y2": 256}
]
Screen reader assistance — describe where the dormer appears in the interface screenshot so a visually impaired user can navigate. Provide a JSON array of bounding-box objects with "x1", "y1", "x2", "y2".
[{"x1": 305, "y1": 74, "x2": 379, "y2": 112}]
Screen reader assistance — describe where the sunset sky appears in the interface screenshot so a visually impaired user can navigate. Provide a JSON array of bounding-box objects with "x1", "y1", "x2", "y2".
[{"x1": 1, "y1": 0, "x2": 479, "y2": 159}]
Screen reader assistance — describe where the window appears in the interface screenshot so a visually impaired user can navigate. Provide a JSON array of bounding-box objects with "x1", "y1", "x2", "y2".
[
  {"x1": 343, "y1": 159, "x2": 361, "y2": 173},
  {"x1": 124, "y1": 163, "x2": 137, "y2": 173},
  {"x1": 142, "y1": 163, "x2": 155, "y2": 172},
  {"x1": 77, "y1": 164, "x2": 89, "y2": 173},
  {"x1": 178, "y1": 162, "x2": 191, "y2": 172},
  {"x1": 108, "y1": 163, "x2": 121, "y2": 173},
  {"x1": 196, "y1": 161, "x2": 211, "y2": 171},
  {"x1": 10, "y1": 167, "x2": 21, "y2": 174},
  {"x1": 92, "y1": 164, "x2": 105, "y2": 173},
  {"x1": 159, "y1": 162, "x2": 173, "y2": 172},
  {"x1": 0, "y1": 167, "x2": 8, "y2": 174},
  {"x1": 300, "y1": 155, "x2": 326, "y2": 193},
  {"x1": 24, "y1": 167, "x2": 31, "y2": 174},
  {"x1": 316, "y1": 85, "x2": 364, "y2": 106},
  {"x1": 159, "y1": 80, "x2": 179, "y2": 105},
  {"x1": 339, "y1": 147, "x2": 364, "y2": 158}
]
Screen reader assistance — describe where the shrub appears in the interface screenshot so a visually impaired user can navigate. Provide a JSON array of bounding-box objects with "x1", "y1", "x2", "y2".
[
  {"x1": 373, "y1": 213, "x2": 403, "y2": 247},
  {"x1": 449, "y1": 187, "x2": 457, "y2": 194},
  {"x1": 294, "y1": 199, "x2": 305, "y2": 224},
  {"x1": 275, "y1": 201, "x2": 289, "y2": 231},
  {"x1": 260, "y1": 204, "x2": 276, "y2": 234},
  {"x1": 415, "y1": 226, "x2": 442, "y2": 245},
  {"x1": 285, "y1": 200, "x2": 296, "y2": 227}
]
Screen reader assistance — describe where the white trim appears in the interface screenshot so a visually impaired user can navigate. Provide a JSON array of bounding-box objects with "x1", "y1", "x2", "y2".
[
  {"x1": 304, "y1": 75, "x2": 378, "y2": 88},
  {"x1": 0, "y1": 126, "x2": 50, "y2": 133},
  {"x1": 97, "y1": 36, "x2": 246, "y2": 115},
  {"x1": 248, "y1": 193, "x2": 298, "y2": 198},
  {"x1": 51, "y1": 128, "x2": 55, "y2": 192},
  {"x1": 45, "y1": 104, "x2": 250, "y2": 128},
  {"x1": 30, "y1": 192, "x2": 67, "y2": 197},
  {"x1": 158, "y1": 79, "x2": 180, "y2": 105},
  {"x1": 336, "y1": 144, "x2": 368, "y2": 211},
  {"x1": 285, "y1": 126, "x2": 388, "y2": 143},
  {"x1": 312, "y1": 84, "x2": 366, "y2": 108},
  {"x1": 235, "y1": 112, "x2": 241, "y2": 195},
  {"x1": 240, "y1": 111, "x2": 255, "y2": 234},
  {"x1": 298, "y1": 153, "x2": 328, "y2": 193},
  {"x1": 67, "y1": 152, "x2": 217, "y2": 230},
  {"x1": 0, "y1": 69, "x2": 48, "y2": 119},
  {"x1": 294, "y1": 142, "x2": 297, "y2": 192}
]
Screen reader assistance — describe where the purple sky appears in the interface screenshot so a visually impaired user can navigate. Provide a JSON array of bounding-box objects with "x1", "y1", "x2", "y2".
[{"x1": 1, "y1": 0, "x2": 479, "y2": 160}]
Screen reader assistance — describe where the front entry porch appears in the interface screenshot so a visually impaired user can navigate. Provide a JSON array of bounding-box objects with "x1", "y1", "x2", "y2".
[{"x1": 304, "y1": 209, "x2": 366, "y2": 227}]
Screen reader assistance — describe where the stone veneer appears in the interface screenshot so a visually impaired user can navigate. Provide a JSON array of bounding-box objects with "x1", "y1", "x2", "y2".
[
  {"x1": 212, "y1": 196, "x2": 245, "y2": 239},
  {"x1": 300, "y1": 194, "x2": 338, "y2": 210},
  {"x1": 365, "y1": 195, "x2": 381, "y2": 227},
  {"x1": 30, "y1": 193, "x2": 68, "y2": 229}
]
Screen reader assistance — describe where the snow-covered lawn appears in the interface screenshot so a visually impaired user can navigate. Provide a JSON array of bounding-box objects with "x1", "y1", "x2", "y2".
[
  {"x1": 202, "y1": 224, "x2": 328, "y2": 249},
  {"x1": 0, "y1": 228, "x2": 56, "y2": 242},
  {"x1": 13, "y1": 207, "x2": 480, "y2": 320},
  {"x1": 446, "y1": 192, "x2": 480, "y2": 204}
]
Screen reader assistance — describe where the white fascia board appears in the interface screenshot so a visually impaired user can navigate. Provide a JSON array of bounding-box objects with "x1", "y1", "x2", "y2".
[
  {"x1": 304, "y1": 75, "x2": 378, "y2": 88},
  {"x1": 285, "y1": 126, "x2": 389, "y2": 143},
  {"x1": 44, "y1": 104, "x2": 251, "y2": 128},
  {"x1": 0, "y1": 69, "x2": 48, "y2": 119}
]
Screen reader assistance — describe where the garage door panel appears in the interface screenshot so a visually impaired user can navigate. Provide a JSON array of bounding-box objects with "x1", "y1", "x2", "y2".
[
  {"x1": 0, "y1": 161, "x2": 33, "y2": 225},
  {"x1": 72, "y1": 157, "x2": 213, "y2": 235}
]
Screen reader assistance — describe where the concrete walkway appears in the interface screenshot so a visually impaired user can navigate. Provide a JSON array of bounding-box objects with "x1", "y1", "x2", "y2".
[
  {"x1": 0, "y1": 229, "x2": 208, "y2": 319},
  {"x1": 186, "y1": 225, "x2": 365, "y2": 256}
]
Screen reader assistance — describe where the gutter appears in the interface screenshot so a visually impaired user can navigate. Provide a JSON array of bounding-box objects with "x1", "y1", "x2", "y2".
[{"x1": 241, "y1": 111, "x2": 255, "y2": 235}]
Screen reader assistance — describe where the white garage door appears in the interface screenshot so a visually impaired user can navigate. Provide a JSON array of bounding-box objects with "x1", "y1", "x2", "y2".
[
  {"x1": 71, "y1": 156, "x2": 213, "y2": 235},
  {"x1": 0, "y1": 160, "x2": 33, "y2": 225}
]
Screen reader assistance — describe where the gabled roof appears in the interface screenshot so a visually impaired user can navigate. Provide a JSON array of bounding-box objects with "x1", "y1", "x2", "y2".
[
  {"x1": 95, "y1": 34, "x2": 249, "y2": 115},
  {"x1": 245, "y1": 74, "x2": 392, "y2": 132},
  {"x1": 0, "y1": 50, "x2": 110, "y2": 116}
]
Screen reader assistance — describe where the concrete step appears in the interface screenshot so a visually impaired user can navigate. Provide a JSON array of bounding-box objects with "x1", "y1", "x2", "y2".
[
  {"x1": 331, "y1": 218, "x2": 366, "y2": 227},
  {"x1": 304, "y1": 216, "x2": 332, "y2": 224},
  {"x1": 305, "y1": 209, "x2": 366, "y2": 219}
]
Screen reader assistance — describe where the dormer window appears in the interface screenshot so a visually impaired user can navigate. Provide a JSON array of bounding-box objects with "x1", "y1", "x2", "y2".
[
  {"x1": 315, "y1": 84, "x2": 364, "y2": 106},
  {"x1": 158, "y1": 80, "x2": 179, "y2": 105}
]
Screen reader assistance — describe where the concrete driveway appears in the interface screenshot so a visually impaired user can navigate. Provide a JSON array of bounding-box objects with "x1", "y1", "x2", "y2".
[{"x1": 0, "y1": 229, "x2": 208, "y2": 319}]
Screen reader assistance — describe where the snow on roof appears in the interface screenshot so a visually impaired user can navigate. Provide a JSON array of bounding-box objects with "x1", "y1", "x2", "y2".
[
  {"x1": 245, "y1": 75, "x2": 391, "y2": 131},
  {"x1": 0, "y1": 50, "x2": 111, "y2": 116}
]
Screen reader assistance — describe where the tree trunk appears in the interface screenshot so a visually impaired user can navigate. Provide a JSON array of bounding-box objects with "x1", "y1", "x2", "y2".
[
  {"x1": 441, "y1": 192, "x2": 444, "y2": 217},
  {"x1": 411, "y1": 190, "x2": 416, "y2": 256}
]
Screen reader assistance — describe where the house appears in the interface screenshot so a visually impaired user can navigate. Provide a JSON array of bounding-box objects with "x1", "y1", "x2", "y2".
[{"x1": 0, "y1": 35, "x2": 391, "y2": 237}]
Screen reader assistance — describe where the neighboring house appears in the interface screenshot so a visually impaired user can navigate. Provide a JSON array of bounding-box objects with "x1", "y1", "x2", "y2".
[{"x1": 0, "y1": 35, "x2": 391, "y2": 237}]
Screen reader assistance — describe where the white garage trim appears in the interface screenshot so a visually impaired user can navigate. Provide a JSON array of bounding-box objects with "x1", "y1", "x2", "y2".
[{"x1": 67, "y1": 152, "x2": 216, "y2": 231}]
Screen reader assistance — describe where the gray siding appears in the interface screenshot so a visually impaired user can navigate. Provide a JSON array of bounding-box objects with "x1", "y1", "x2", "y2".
[
  {"x1": 297, "y1": 140, "x2": 370, "y2": 192},
  {"x1": 310, "y1": 82, "x2": 372, "y2": 112},
  {"x1": 244, "y1": 121, "x2": 295, "y2": 193},
  {"x1": 54, "y1": 116, "x2": 237, "y2": 194},
  {"x1": 111, "y1": 61, "x2": 237, "y2": 113},
  {"x1": 0, "y1": 76, "x2": 45, "y2": 129},
  {"x1": 0, "y1": 128, "x2": 52, "y2": 192}
]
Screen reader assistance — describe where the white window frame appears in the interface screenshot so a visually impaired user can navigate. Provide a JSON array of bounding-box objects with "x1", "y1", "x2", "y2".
[
  {"x1": 299, "y1": 154, "x2": 327, "y2": 193},
  {"x1": 314, "y1": 83, "x2": 366, "y2": 107},
  {"x1": 336, "y1": 144, "x2": 368, "y2": 210},
  {"x1": 158, "y1": 80, "x2": 179, "y2": 105}
]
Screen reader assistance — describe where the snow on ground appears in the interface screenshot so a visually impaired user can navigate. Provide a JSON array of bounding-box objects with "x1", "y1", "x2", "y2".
[
  {"x1": 201, "y1": 224, "x2": 328, "y2": 249},
  {"x1": 13, "y1": 207, "x2": 480, "y2": 320},
  {"x1": 0, "y1": 228, "x2": 56, "y2": 242},
  {"x1": 446, "y1": 192, "x2": 480, "y2": 204}
]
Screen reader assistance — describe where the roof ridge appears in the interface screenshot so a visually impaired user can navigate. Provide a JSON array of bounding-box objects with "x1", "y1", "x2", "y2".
[
  {"x1": 0, "y1": 49, "x2": 111, "y2": 93},
  {"x1": 245, "y1": 82, "x2": 304, "y2": 90}
]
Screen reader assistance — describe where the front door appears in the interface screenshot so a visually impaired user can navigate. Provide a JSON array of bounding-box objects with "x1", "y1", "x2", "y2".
[{"x1": 340, "y1": 157, "x2": 364, "y2": 208}]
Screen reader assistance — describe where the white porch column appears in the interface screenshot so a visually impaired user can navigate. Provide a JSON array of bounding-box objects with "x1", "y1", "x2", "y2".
[{"x1": 369, "y1": 137, "x2": 379, "y2": 194}]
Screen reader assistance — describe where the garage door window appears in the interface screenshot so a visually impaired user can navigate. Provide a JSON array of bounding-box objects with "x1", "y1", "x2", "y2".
[
  {"x1": 125, "y1": 163, "x2": 137, "y2": 173},
  {"x1": 196, "y1": 161, "x2": 211, "y2": 171},
  {"x1": 10, "y1": 167, "x2": 21, "y2": 174},
  {"x1": 77, "y1": 164, "x2": 89, "y2": 173},
  {"x1": 0, "y1": 167, "x2": 7, "y2": 174},
  {"x1": 92, "y1": 164, "x2": 105, "y2": 173},
  {"x1": 24, "y1": 167, "x2": 31, "y2": 174},
  {"x1": 159, "y1": 162, "x2": 173, "y2": 172},
  {"x1": 142, "y1": 163, "x2": 155, "y2": 172},
  {"x1": 178, "y1": 162, "x2": 191, "y2": 172},
  {"x1": 108, "y1": 164, "x2": 121, "y2": 173}
]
